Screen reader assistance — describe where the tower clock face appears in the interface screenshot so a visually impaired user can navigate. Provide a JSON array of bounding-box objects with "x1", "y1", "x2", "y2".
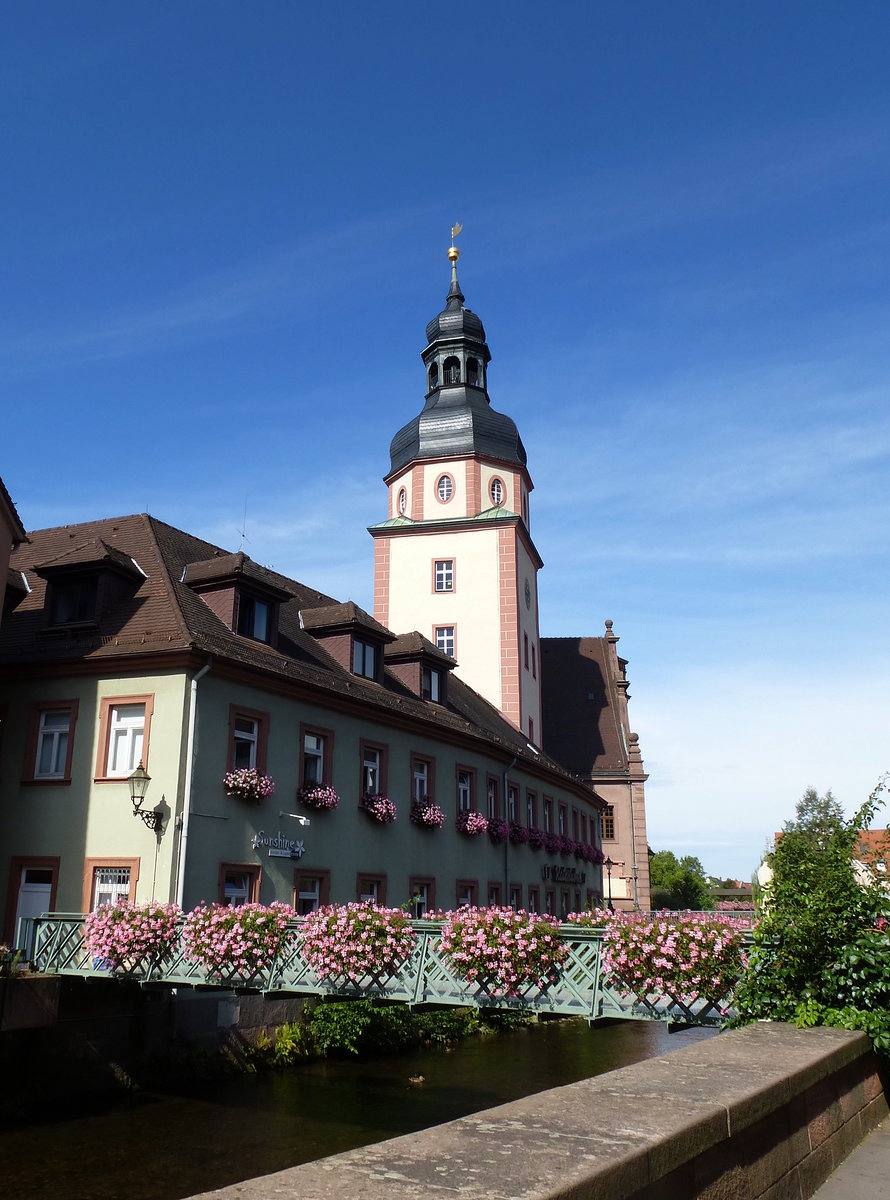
[{"x1": 524, "y1": 578, "x2": 531, "y2": 609}]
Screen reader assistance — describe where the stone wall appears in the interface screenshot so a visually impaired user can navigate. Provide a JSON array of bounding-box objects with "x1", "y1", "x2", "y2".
[{"x1": 187, "y1": 1023, "x2": 888, "y2": 1200}]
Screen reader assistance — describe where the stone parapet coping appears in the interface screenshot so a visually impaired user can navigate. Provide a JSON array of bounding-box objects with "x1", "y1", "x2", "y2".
[{"x1": 188, "y1": 1022, "x2": 888, "y2": 1200}]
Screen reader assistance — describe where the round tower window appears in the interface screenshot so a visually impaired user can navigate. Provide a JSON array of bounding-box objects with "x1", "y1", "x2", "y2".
[
  {"x1": 490, "y1": 478, "x2": 503, "y2": 506},
  {"x1": 436, "y1": 474, "x2": 454, "y2": 503},
  {"x1": 398, "y1": 488, "x2": 407, "y2": 515}
]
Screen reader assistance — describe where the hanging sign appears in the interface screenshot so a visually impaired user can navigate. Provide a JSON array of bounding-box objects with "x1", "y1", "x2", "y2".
[{"x1": 252, "y1": 830, "x2": 306, "y2": 860}]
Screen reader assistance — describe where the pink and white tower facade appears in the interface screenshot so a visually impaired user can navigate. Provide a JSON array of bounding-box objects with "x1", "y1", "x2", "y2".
[{"x1": 370, "y1": 237, "x2": 544, "y2": 741}]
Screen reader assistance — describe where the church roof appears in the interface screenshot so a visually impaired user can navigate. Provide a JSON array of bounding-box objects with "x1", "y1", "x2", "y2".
[
  {"x1": 540, "y1": 635, "x2": 631, "y2": 775},
  {"x1": 388, "y1": 252, "x2": 528, "y2": 477}
]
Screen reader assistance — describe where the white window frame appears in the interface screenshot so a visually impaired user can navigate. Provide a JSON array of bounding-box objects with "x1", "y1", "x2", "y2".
[
  {"x1": 457, "y1": 770, "x2": 472, "y2": 813},
  {"x1": 35, "y1": 710, "x2": 70, "y2": 779},
  {"x1": 490, "y1": 478, "x2": 503, "y2": 506},
  {"x1": 437, "y1": 475, "x2": 453, "y2": 502},
  {"x1": 434, "y1": 560, "x2": 454, "y2": 592},
  {"x1": 107, "y1": 704, "x2": 145, "y2": 777},
  {"x1": 412, "y1": 758, "x2": 429, "y2": 803},
  {"x1": 223, "y1": 870, "x2": 252, "y2": 907},
  {"x1": 412, "y1": 883, "x2": 429, "y2": 918},
  {"x1": 92, "y1": 866, "x2": 131, "y2": 911},
  {"x1": 359, "y1": 878, "x2": 380, "y2": 904},
  {"x1": 233, "y1": 716, "x2": 259, "y2": 770},
  {"x1": 362, "y1": 746, "x2": 381, "y2": 795},
  {"x1": 303, "y1": 732, "x2": 324, "y2": 785},
  {"x1": 435, "y1": 626, "x2": 455, "y2": 657},
  {"x1": 298, "y1": 877, "x2": 321, "y2": 914}
]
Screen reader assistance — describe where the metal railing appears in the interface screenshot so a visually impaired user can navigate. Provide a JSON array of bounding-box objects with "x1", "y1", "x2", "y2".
[{"x1": 31, "y1": 914, "x2": 739, "y2": 1026}]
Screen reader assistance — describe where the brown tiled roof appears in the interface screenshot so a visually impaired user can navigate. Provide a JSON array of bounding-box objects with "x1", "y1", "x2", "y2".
[
  {"x1": 0, "y1": 474, "x2": 25, "y2": 542},
  {"x1": 540, "y1": 636, "x2": 628, "y2": 775},
  {"x1": 385, "y1": 631, "x2": 455, "y2": 667},
  {"x1": 183, "y1": 551, "x2": 294, "y2": 598},
  {"x1": 0, "y1": 514, "x2": 595, "y2": 800},
  {"x1": 299, "y1": 601, "x2": 394, "y2": 641},
  {"x1": 34, "y1": 537, "x2": 144, "y2": 578}
]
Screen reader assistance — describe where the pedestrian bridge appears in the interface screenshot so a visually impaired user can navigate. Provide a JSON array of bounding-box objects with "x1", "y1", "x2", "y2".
[{"x1": 32, "y1": 914, "x2": 739, "y2": 1027}]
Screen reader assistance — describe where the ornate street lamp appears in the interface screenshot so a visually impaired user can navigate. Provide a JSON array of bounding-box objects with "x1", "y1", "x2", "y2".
[
  {"x1": 605, "y1": 856, "x2": 615, "y2": 911},
  {"x1": 128, "y1": 762, "x2": 163, "y2": 832}
]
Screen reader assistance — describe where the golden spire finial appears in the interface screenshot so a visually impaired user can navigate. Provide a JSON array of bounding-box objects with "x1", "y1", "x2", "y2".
[{"x1": 448, "y1": 221, "x2": 462, "y2": 265}]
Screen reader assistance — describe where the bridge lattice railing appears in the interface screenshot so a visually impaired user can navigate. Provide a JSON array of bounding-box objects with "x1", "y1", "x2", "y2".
[{"x1": 31, "y1": 914, "x2": 740, "y2": 1026}]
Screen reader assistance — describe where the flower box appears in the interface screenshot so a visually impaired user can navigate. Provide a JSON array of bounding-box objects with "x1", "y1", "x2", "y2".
[
  {"x1": 182, "y1": 901, "x2": 293, "y2": 977},
  {"x1": 487, "y1": 817, "x2": 510, "y2": 845},
  {"x1": 298, "y1": 901, "x2": 416, "y2": 982},
  {"x1": 223, "y1": 767, "x2": 275, "y2": 805},
  {"x1": 298, "y1": 784, "x2": 340, "y2": 811},
  {"x1": 361, "y1": 792, "x2": 397, "y2": 824},
  {"x1": 410, "y1": 797, "x2": 445, "y2": 829},
  {"x1": 455, "y1": 810, "x2": 488, "y2": 837},
  {"x1": 84, "y1": 900, "x2": 182, "y2": 971},
  {"x1": 440, "y1": 906, "x2": 568, "y2": 997},
  {"x1": 508, "y1": 820, "x2": 529, "y2": 845}
]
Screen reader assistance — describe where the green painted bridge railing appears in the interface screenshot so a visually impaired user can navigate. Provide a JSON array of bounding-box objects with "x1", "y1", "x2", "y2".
[{"x1": 32, "y1": 914, "x2": 740, "y2": 1027}]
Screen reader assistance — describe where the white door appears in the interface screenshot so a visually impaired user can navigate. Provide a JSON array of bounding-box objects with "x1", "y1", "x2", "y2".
[{"x1": 14, "y1": 867, "x2": 54, "y2": 952}]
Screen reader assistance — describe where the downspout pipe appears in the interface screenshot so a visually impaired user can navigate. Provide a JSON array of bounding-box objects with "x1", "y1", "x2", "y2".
[
  {"x1": 175, "y1": 660, "x2": 212, "y2": 907},
  {"x1": 503, "y1": 753, "x2": 518, "y2": 900}
]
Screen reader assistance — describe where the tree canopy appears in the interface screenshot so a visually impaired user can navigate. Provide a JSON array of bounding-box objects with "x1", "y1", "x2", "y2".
[
  {"x1": 648, "y1": 849, "x2": 712, "y2": 910},
  {"x1": 735, "y1": 778, "x2": 890, "y2": 1051}
]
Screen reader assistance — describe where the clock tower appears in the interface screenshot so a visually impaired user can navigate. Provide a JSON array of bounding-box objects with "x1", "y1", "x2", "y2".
[{"x1": 370, "y1": 237, "x2": 543, "y2": 741}]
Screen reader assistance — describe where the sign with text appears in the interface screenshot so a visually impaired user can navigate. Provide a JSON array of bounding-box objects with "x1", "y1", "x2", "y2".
[{"x1": 252, "y1": 830, "x2": 306, "y2": 860}]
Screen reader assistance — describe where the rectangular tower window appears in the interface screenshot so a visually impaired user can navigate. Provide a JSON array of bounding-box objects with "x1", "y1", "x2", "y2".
[
  {"x1": 435, "y1": 626, "x2": 455, "y2": 657},
  {"x1": 433, "y1": 560, "x2": 454, "y2": 592}
]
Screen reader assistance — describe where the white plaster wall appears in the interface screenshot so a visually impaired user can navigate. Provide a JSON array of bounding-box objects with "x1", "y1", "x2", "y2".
[{"x1": 386, "y1": 526, "x2": 503, "y2": 710}]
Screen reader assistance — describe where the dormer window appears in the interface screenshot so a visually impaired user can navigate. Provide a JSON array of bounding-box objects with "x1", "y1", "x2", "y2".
[
  {"x1": 422, "y1": 665, "x2": 441, "y2": 702},
  {"x1": 443, "y1": 356, "x2": 461, "y2": 384},
  {"x1": 428, "y1": 363, "x2": 439, "y2": 391},
  {"x1": 353, "y1": 637, "x2": 377, "y2": 680},
  {"x1": 50, "y1": 574, "x2": 98, "y2": 625},
  {"x1": 237, "y1": 594, "x2": 271, "y2": 642}
]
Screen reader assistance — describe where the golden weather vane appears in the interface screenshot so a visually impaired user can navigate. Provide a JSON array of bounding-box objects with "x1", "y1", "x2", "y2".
[{"x1": 449, "y1": 222, "x2": 462, "y2": 268}]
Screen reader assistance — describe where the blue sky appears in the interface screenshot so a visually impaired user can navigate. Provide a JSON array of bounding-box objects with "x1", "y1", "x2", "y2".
[{"x1": 3, "y1": 3, "x2": 888, "y2": 879}]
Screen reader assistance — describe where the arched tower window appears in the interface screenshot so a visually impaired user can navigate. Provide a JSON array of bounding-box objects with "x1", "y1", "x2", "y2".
[
  {"x1": 428, "y1": 363, "x2": 439, "y2": 391},
  {"x1": 443, "y1": 356, "x2": 461, "y2": 385},
  {"x1": 466, "y1": 357, "x2": 479, "y2": 386}
]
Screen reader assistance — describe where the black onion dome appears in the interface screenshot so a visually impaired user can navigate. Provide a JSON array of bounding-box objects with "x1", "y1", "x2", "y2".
[
  {"x1": 388, "y1": 260, "x2": 526, "y2": 477},
  {"x1": 424, "y1": 278, "x2": 487, "y2": 348}
]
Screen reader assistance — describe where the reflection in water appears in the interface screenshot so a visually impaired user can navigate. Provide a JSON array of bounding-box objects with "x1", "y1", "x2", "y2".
[{"x1": 1, "y1": 1020, "x2": 715, "y2": 1200}]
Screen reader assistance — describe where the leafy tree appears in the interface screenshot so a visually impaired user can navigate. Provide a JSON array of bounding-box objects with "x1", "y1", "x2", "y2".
[
  {"x1": 735, "y1": 778, "x2": 890, "y2": 1051},
  {"x1": 648, "y1": 850, "x2": 713, "y2": 910}
]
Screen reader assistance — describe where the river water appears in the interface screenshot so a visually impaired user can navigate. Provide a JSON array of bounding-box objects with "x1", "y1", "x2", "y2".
[{"x1": 1, "y1": 1019, "x2": 715, "y2": 1200}]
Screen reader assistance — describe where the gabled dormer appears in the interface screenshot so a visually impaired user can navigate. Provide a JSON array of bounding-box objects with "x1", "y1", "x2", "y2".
[
  {"x1": 182, "y1": 551, "x2": 291, "y2": 646},
  {"x1": 33, "y1": 538, "x2": 145, "y2": 630},
  {"x1": 299, "y1": 602, "x2": 394, "y2": 684},
  {"x1": 384, "y1": 632, "x2": 455, "y2": 704}
]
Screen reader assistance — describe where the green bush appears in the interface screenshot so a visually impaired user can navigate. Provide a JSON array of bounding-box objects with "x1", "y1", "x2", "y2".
[{"x1": 735, "y1": 778, "x2": 890, "y2": 1052}]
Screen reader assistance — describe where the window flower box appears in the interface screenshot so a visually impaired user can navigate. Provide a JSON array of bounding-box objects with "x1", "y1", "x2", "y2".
[
  {"x1": 455, "y1": 810, "x2": 488, "y2": 837},
  {"x1": 361, "y1": 792, "x2": 397, "y2": 824},
  {"x1": 223, "y1": 767, "x2": 275, "y2": 805},
  {"x1": 410, "y1": 797, "x2": 445, "y2": 829},
  {"x1": 527, "y1": 827, "x2": 548, "y2": 851},
  {"x1": 508, "y1": 820, "x2": 529, "y2": 845},
  {"x1": 487, "y1": 817, "x2": 510, "y2": 845},
  {"x1": 298, "y1": 784, "x2": 340, "y2": 811}
]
